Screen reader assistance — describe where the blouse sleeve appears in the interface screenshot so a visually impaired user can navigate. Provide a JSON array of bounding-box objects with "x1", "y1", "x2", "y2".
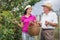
[{"x1": 20, "y1": 16, "x2": 24, "y2": 22}]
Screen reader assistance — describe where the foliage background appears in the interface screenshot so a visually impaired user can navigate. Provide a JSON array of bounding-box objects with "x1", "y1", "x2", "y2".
[{"x1": 0, "y1": 0, "x2": 40, "y2": 40}]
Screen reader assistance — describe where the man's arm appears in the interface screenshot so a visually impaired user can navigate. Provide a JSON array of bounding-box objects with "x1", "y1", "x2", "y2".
[{"x1": 45, "y1": 21, "x2": 58, "y2": 27}]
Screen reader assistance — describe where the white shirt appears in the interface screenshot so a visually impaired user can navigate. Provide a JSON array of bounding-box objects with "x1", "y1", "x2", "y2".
[{"x1": 41, "y1": 11, "x2": 58, "y2": 29}]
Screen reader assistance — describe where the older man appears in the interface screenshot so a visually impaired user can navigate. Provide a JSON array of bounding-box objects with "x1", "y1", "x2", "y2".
[{"x1": 40, "y1": 3, "x2": 58, "y2": 40}]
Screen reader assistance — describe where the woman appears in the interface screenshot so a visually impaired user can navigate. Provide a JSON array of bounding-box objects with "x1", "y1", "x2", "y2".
[{"x1": 15, "y1": 5, "x2": 36, "y2": 40}]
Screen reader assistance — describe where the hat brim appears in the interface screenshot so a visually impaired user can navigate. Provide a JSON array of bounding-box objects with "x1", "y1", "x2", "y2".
[
  {"x1": 41, "y1": 5, "x2": 48, "y2": 7},
  {"x1": 41, "y1": 5, "x2": 52, "y2": 9}
]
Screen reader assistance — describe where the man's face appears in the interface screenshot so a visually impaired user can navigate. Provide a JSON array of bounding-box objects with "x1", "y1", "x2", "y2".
[{"x1": 43, "y1": 6, "x2": 49, "y2": 13}]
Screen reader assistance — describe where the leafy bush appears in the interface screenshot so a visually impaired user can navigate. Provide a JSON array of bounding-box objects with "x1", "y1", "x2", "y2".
[{"x1": 0, "y1": 11, "x2": 22, "y2": 40}]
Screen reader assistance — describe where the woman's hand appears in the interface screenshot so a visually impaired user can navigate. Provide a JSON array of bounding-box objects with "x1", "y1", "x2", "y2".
[
  {"x1": 11, "y1": 18, "x2": 23, "y2": 28},
  {"x1": 11, "y1": 18, "x2": 19, "y2": 24},
  {"x1": 37, "y1": 21, "x2": 41, "y2": 26},
  {"x1": 13, "y1": 19, "x2": 18, "y2": 23},
  {"x1": 34, "y1": 20, "x2": 41, "y2": 26}
]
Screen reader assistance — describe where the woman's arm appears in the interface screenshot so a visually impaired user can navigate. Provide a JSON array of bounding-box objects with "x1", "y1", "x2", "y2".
[
  {"x1": 14, "y1": 20, "x2": 23, "y2": 28},
  {"x1": 17, "y1": 22, "x2": 23, "y2": 28},
  {"x1": 11, "y1": 19, "x2": 23, "y2": 28}
]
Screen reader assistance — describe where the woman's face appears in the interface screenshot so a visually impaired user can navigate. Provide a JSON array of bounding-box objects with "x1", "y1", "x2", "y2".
[{"x1": 26, "y1": 7, "x2": 32, "y2": 14}]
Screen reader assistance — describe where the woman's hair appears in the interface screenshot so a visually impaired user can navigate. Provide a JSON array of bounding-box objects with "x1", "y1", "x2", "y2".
[{"x1": 24, "y1": 8, "x2": 28, "y2": 15}]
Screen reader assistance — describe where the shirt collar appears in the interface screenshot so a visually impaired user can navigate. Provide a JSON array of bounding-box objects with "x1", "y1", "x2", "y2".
[
  {"x1": 44, "y1": 11, "x2": 52, "y2": 16},
  {"x1": 24, "y1": 14, "x2": 32, "y2": 18}
]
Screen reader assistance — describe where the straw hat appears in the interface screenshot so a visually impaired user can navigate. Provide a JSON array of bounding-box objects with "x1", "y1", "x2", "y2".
[
  {"x1": 25, "y1": 5, "x2": 32, "y2": 10},
  {"x1": 42, "y1": 3, "x2": 52, "y2": 9}
]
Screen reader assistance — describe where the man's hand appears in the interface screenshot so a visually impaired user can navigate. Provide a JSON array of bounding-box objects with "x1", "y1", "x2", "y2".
[
  {"x1": 45, "y1": 21, "x2": 57, "y2": 27},
  {"x1": 45, "y1": 21, "x2": 49, "y2": 26}
]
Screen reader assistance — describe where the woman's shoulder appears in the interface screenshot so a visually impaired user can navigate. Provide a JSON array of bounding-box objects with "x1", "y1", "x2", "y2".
[
  {"x1": 31, "y1": 14, "x2": 36, "y2": 19},
  {"x1": 20, "y1": 15, "x2": 25, "y2": 20},
  {"x1": 31, "y1": 14, "x2": 36, "y2": 17},
  {"x1": 21, "y1": 15, "x2": 25, "y2": 18}
]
